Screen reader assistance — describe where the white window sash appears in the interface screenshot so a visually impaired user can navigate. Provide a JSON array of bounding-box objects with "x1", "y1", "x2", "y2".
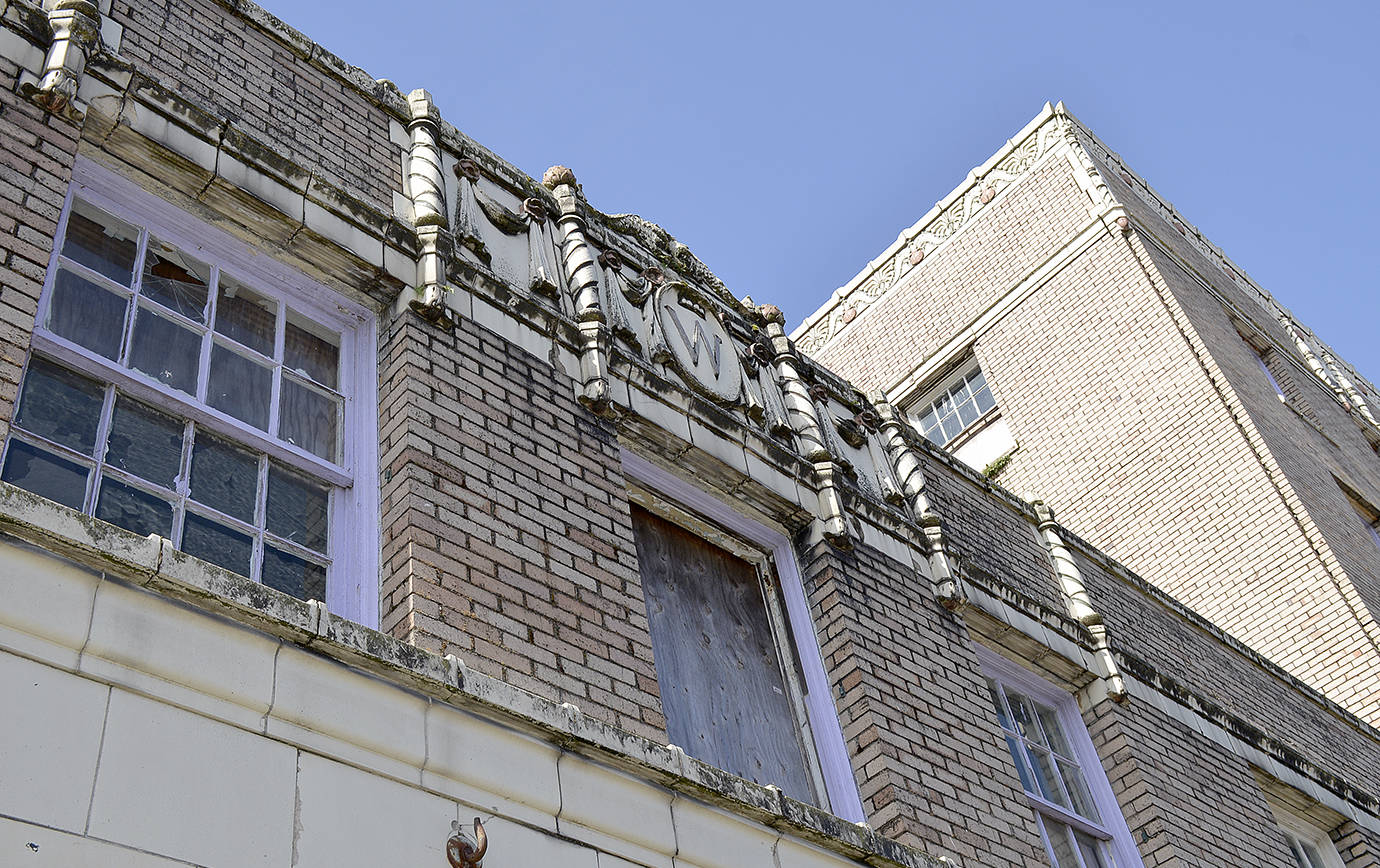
[
  {"x1": 27, "y1": 158, "x2": 380, "y2": 627},
  {"x1": 975, "y1": 645, "x2": 1144, "y2": 868}
]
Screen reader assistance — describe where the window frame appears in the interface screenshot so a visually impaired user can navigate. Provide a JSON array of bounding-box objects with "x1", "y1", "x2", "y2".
[
  {"x1": 976, "y1": 646, "x2": 1143, "y2": 868},
  {"x1": 909, "y1": 364, "x2": 998, "y2": 449},
  {"x1": 620, "y1": 448, "x2": 866, "y2": 822},
  {"x1": 13, "y1": 158, "x2": 380, "y2": 625},
  {"x1": 1267, "y1": 802, "x2": 1346, "y2": 868}
]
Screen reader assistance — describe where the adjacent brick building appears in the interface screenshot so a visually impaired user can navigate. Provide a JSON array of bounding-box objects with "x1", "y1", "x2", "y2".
[
  {"x1": 0, "y1": 3, "x2": 1376, "y2": 867},
  {"x1": 797, "y1": 104, "x2": 1380, "y2": 729}
]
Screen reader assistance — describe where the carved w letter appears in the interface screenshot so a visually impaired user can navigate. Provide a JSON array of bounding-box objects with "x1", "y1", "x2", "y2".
[{"x1": 663, "y1": 303, "x2": 722, "y2": 376}]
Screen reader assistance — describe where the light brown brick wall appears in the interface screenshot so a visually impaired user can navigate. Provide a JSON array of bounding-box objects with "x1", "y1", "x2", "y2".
[
  {"x1": 1075, "y1": 142, "x2": 1380, "y2": 720},
  {"x1": 801, "y1": 539, "x2": 1050, "y2": 867},
  {"x1": 0, "y1": 33, "x2": 82, "y2": 444},
  {"x1": 973, "y1": 226, "x2": 1380, "y2": 721},
  {"x1": 812, "y1": 131, "x2": 1380, "y2": 723},
  {"x1": 811, "y1": 155, "x2": 1094, "y2": 390},
  {"x1": 1085, "y1": 698, "x2": 1298, "y2": 868},
  {"x1": 1069, "y1": 545, "x2": 1380, "y2": 796},
  {"x1": 377, "y1": 312, "x2": 666, "y2": 741},
  {"x1": 111, "y1": 0, "x2": 400, "y2": 210},
  {"x1": 1333, "y1": 822, "x2": 1380, "y2": 867}
]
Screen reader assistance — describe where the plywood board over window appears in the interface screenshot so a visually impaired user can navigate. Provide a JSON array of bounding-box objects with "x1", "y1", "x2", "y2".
[{"x1": 631, "y1": 505, "x2": 817, "y2": 804}]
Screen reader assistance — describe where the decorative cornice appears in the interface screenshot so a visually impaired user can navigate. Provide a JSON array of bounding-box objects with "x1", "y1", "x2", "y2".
[
  {"x1": 793, "y1": 104, "x2": 1069, "y2": 355},
  {"x1": 1062, "y1": 110, "x2": 1380, "y2": 413}
]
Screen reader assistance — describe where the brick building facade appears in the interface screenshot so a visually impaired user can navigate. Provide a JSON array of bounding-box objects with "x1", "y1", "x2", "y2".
[
  {"x1": 796, "y1": 105, "x2": 1380, "y2": 730},
  {"x1": 0, "y1": 3, "x2": 1377, "y2": 867}
]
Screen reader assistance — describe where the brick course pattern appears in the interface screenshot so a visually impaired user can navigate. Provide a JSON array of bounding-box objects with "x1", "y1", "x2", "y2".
[
  {"x1": 111, "y1": 0, "x2": 398, "y2": 211},
  {"x1": 377, "y1": 311, "x2": 665, "y2": 741},
  {"x1": 1085, "y1": 698, "x2": 1299, "y2": 868},
  {"x1": 0, "y1": 44, "x2": 81, "y2": 444},
  {"x1": 801, "y1": 539, "x2": 1050, "y2": 868},
  {"x1": 806, "y1": 129, "x2": 1380, "y2": 725},
  {"x1": 810, "y1": 156, "x2": 1093, "y2": 391}
]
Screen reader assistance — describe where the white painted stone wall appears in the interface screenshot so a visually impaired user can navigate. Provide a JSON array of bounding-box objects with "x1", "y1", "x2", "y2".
[{"x1": 0, "y1": 538, "x2": 874, "y2": 868}]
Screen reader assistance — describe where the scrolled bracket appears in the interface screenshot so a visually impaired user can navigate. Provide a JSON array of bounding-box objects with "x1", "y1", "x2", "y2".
[{"x1": 21, "y1": 0, "x2": 102, "y2": 117}]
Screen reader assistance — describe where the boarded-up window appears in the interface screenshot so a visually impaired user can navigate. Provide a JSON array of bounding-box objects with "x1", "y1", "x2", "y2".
[{"x1": 631, "y1": 506, "x2": 816, "y2": 802}]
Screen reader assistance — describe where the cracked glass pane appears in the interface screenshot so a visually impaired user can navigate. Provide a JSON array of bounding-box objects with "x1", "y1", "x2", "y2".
[
  {"x1": 62, "y1": 199, "x2": 139, "y2": 285},
  {"x1": 142, "y1": 236, "x2": 210, "y2": 321},
  {"x1": 95, "y1": 476, "x2": 172, "y2": 538}
]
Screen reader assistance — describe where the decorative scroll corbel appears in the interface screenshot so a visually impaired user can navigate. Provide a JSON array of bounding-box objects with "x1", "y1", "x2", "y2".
[
  {"x1": 873, "y1": 395, "x2": 966, "y2": 609},
  {"x1": 403, "y1": 89, "x2": 454, "y2": 329},
  {"x1": 1321, "y1": 350, "x2": 1378, "y2": 427},
  {"x1": 451, "y1": 158, "x2": 491, "y2": 266},
  {"x1": 522, "y1": 195, "x2": 562, "y2": 299},
  {"x1": 760, "y1": 304, "x2": 850, "y2": 549},
  {"x1": 20, "y1": 0, "x2": 102, "y2": 115},
  {"x1": 543, "y1": 165, "x2": 612, "y2": 416},
  {"x1": 596, "y1": 248, "x2": 639, "y2": 346},
  {"x1": 445, "y1": 817, "x2": 487, "y2": 868},
  {"x1": 1279, "y1": 316, "x2": 1337, "y2": 397},
  {"x1": 1033, "y1": 502, "x2": 1128, "y2": 702}
]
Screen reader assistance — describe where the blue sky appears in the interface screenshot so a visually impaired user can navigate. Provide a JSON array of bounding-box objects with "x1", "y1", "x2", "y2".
[{"x1": 266, "y1": 1, "x2": 1379, "y2": 381}]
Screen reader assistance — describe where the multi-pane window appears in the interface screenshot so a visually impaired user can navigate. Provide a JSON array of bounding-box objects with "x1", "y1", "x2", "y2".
[
  {"x1": 1, "y1": 163, "x2": 378, "y2": 622},
  {"x1": 40, "y1": 198, "x2": 344, "y2": 462},
  {"x1": 980, "y1": 651, "x2": 1142, "y2": 868},
  {"x1": 5, "y1": 358, "x2": 329, "y2": 599},
  {"x1": 915, "y1": 367, "x2": 996, "y2": 447}
]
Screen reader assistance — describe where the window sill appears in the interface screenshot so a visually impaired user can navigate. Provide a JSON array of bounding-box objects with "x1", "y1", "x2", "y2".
[
  {"x1": 945, "y1": 407, "x2": 1001, "y2": 452},
  {"x1": 1277, "y1": 394, "x2": 1339, "y2": 449}
]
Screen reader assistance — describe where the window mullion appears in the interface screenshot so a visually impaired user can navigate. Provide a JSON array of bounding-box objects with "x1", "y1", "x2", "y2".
[
  {"x1": 198, "y1": 265, "x2": 220, "y2": 404},
  {"x1": 116, "y1": 228, "x2": 151, "y2": 367},
  {"x1": 168, "y1": 419, "x2": 196, "y2": 547},
  {"x1": 269, "y1": 299, "x2": 285, "y2": 438},
  {"x1": 84, "y1": 385, "x2": 118, "y2": 514},
  {"x1": 252, "y1": 454, "x2": 269, "y2": 581}
]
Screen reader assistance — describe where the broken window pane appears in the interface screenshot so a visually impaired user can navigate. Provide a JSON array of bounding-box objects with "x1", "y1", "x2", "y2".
[
  {"x1": 48, "y1": 269, "x2": 128, "y2": 361},
  {"x1": 1, "y1": 440, "x2": 88, "y2": 509},
  {"x1": 280, "y1": 375, "x2": 340, "y2": 461},
  {"x1": 266, "y1": 463, "x2": 328, "y2": 552},
  {"x1": 142, "y1": 236, "x2": 209, "y2": 321},
  {"x1": 215, "y1": 276, "x2": 276, "y2": 356},
  {"x1": 189, "y1": 432, "x2": 259, "y2": 523},
  {"x1": 181, "y1": 512, "x2": 253, "y2": 577},
  {"x1": 207, "y1": 344, "x2": 272, "y2": 430},
  {"x1": 129, "y1": 304, "x2": 201, "y2": 395},
  {"x1": 261, "y1": 545, "x2": 326, "y2": 602},
  {"x1": 284, "y1": 309, "x2": 339, "y2": 389},
  {"x1": 95, "y1": 476, "x2": 172, "y2": 537},
  {"x1": 106, "y1": 396, "x2": 184, "y2": 488},
  {"x1": 15, "y1": 358, "x2": 104, "y2": 454},
  {"x1": 62, "y1": 200, "x2": 139, "y2": 285}
]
